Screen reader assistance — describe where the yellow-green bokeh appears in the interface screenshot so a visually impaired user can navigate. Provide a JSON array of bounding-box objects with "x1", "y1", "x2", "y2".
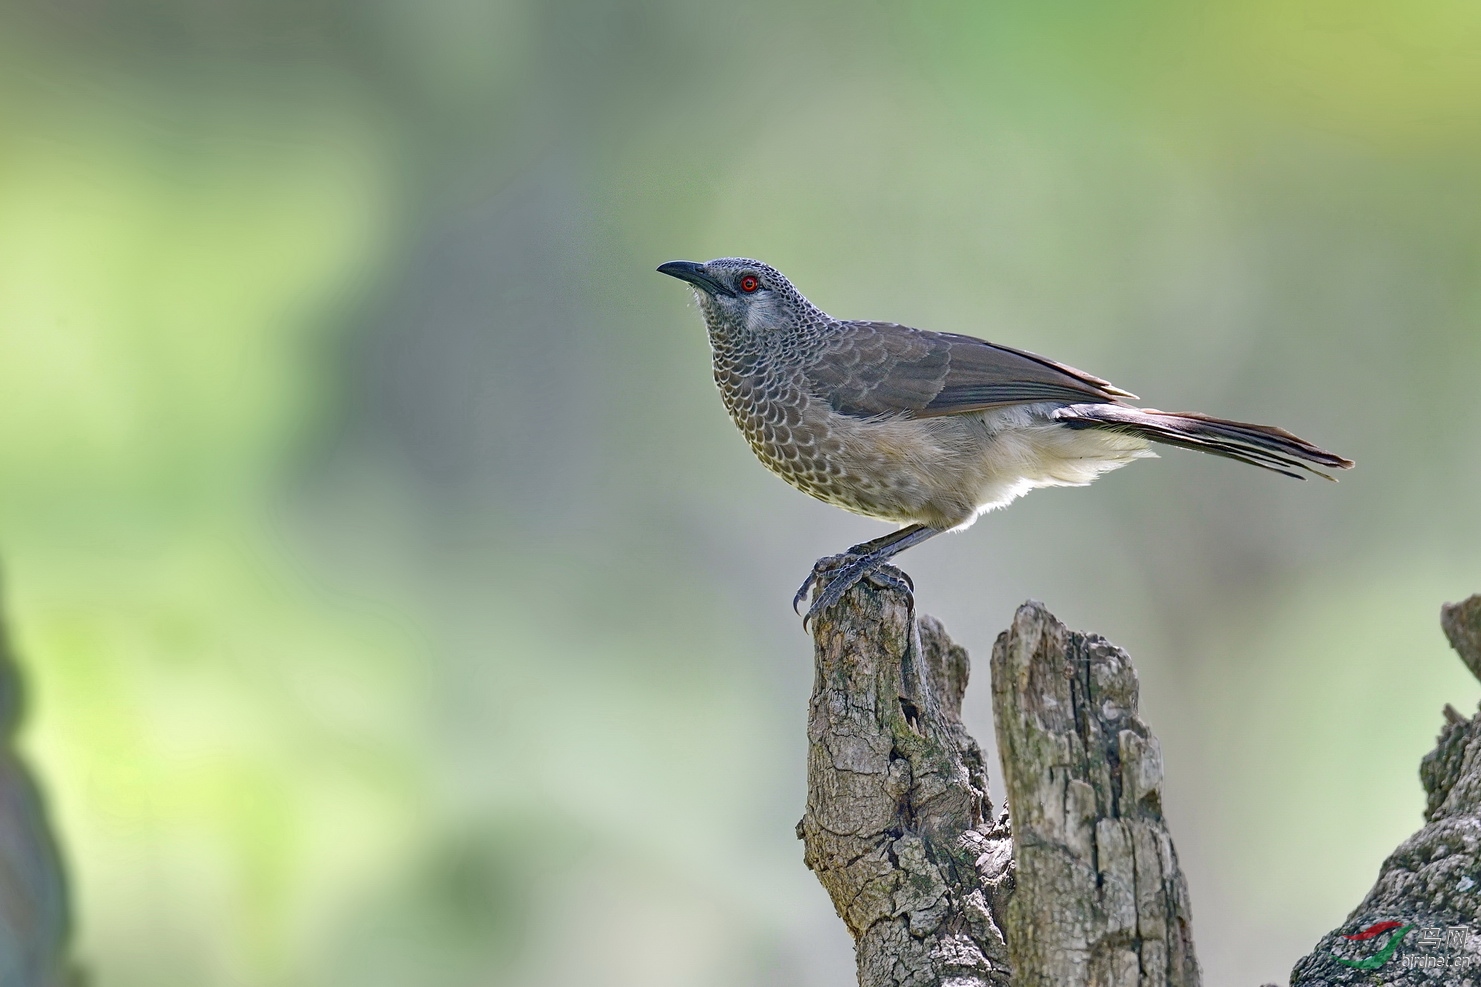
[{"x1": 1, "y1": 2, "x2": 1478, "y2": 985}]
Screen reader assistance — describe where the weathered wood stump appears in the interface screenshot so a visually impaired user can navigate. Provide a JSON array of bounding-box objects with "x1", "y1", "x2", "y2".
[
  {"x1": 800, "y1": 574, "x2": 1481, "y2": 987},
  {"x1": 991, "y1": 602, "x2": 1199, "y2": 987},
  {"x1": 799, "y1": 571, "x2": 1198, "y2": 987}
]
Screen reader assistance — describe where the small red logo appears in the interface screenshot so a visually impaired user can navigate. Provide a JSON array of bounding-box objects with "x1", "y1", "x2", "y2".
[
  {"x1": 1343, "y1": 920, "x2": 1404, "y2": 941},
  {"x1": 1330, "y1": 921, "x2": 1413, "y2": 970}
]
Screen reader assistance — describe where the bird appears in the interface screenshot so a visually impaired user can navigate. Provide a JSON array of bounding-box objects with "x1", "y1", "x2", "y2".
[{"x1": 658, "y1": 257, "x2": 1353, "y2": 625}]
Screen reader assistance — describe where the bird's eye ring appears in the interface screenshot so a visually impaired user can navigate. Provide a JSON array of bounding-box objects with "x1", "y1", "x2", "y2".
[{"x1": 740, "y1": 275, "x2": 759, "y2": 293}]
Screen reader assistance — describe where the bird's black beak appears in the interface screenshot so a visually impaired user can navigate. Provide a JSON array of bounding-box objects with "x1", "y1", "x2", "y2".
[{"x1": 657, "y1": 260, "x2": 735, "y2": 297}]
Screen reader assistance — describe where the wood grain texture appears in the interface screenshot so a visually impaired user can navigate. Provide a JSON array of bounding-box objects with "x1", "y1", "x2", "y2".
[
  {"x1": 800, "y1": 575, "x2": 1481, "y2": 986},
  {"x1": 990, "y1": 601, "x2": 1201, "y2": 987},
  {"x1": 801, "y1": 578, "x2": 1202, "y2": 987},
  {"x1": 799, "y1": 569, "x2": 1014, "y2": 987}
]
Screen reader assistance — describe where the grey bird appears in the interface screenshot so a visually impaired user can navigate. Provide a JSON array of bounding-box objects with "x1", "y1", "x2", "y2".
[{"x1": 658, "y1": 257, "x2": 1353, "y2": 624}]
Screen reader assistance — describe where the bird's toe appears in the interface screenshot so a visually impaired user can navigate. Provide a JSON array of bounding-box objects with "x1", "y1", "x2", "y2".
[
  {"x1": 863, "y1": 565, "x2": 912, "y2": 595},
  {"x1": 803, "y1": 557, "x2": 915, "y2": 628},
  {"x1": 794, "y1": 552, "x2": 859, "y2": 615}
]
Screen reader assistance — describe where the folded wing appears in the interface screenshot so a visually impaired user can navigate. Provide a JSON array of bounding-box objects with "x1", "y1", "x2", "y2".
[{"x1": 803, "y1": 321, "x2": 1135, "y2": 419}]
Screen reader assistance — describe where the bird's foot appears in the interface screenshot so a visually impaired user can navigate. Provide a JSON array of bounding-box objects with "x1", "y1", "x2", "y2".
[{"x1": 794, "y1": 552, "x2": 915, "y2": 630}]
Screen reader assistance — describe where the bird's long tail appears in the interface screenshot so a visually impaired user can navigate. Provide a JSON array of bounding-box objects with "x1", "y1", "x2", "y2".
[{"x1": 1053, "y1": 404, "x2": 1354, "y2": 480}]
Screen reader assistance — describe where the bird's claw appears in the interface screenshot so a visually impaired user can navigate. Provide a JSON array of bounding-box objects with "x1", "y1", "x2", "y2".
[
  {"x1": 793, "y1": 552, "x2": 855, "y2": 616},
  {"x1": 797, "y1": 556, "x2": 915, "y2": 631}
]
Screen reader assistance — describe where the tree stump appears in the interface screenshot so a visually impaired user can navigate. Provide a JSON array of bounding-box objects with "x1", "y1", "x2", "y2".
[
  {"x1": 800, "y1": 575, "x2": 1481, "y2": 986},
  {"x1": 799, "y1": 571, "x2": 1198, "y2": 987}
]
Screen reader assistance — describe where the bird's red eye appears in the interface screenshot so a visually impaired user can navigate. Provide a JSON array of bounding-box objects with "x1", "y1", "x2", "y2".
[{"x1": 740, "y1": 275, "x2": 759, "y2": 293}]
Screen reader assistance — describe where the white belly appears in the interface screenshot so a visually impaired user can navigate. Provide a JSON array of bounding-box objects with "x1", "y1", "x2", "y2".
[{"x1": 954, "y1": 404, "x2": 1155, "y2": 527}]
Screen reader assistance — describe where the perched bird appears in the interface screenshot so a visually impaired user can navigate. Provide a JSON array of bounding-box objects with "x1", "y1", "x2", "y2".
[{"x1": 658, "y1": 257, "x2": 1352, "y2": 624}]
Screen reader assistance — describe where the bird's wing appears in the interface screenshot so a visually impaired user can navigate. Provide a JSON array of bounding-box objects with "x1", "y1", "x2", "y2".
[{"x1": 804, "y1": 322, "x2": 1136, "y2": 419}]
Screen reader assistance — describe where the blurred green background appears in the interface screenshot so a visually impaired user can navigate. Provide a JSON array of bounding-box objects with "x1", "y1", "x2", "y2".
[{"x1": 0, "y1": 0, "x2": 1478, "y2": 984}]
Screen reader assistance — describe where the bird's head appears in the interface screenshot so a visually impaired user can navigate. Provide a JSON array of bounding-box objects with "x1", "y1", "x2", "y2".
[{"x1": 657, "y1": 257, "x2": 814, "y2": 338}]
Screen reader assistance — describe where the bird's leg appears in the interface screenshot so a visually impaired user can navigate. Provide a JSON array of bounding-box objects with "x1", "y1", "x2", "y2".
[{"x1": 795, "y1": 525, "x2": 942, "y2": 627}]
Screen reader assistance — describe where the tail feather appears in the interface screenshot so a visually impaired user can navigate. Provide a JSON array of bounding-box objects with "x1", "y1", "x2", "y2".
[{"x1": 1053, "y1": 405, "x2": 1354, "y2": 480}]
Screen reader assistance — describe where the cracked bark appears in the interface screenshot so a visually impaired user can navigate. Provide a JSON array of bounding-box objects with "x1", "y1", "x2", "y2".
[
  {"x1": 800, "y1": 576, "x2": 1481, "y2": 987},
  {"x1": 991, "y1": 602, "x2": 1200, "y2": 987},
  {"x1": 799, "y1": 570, "x2": 1198, "y2": 987},
  {"x1": 1288, "y1": 592, "x2": 1481, "y2": 986},
  {"x1": 798, "y1": 573, "x2": 1014, "y2": 987}
]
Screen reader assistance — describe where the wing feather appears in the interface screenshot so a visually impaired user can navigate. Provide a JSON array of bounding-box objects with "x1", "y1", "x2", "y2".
[{"x1": 804, "y1": 322, "x2": 1134, "y2": 419}]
